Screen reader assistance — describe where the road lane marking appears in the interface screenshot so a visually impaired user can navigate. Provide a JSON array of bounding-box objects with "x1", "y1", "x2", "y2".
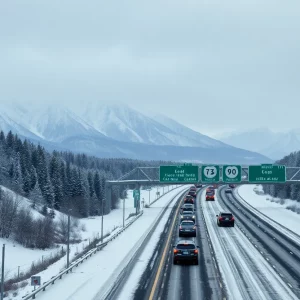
[{"x1": 149, "y1": 195, "x2": 182, "y2": 300}]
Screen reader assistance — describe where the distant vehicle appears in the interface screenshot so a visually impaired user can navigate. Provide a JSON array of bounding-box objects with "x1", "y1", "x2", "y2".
[
  {"x1": 179, "y1": 220, "x2": 196, "y2": 237},
  {"x1": 181, "y1": 203, "x2": 194, "y2": 211},
  {"x1": 225, "y1": 188, "x2": 232, "y2": 194},
  {"x1": 195, "y1": 184, "x2": 202, "y2": 188},
  {"x1": 216, "y1": 212, "x2": 235, "y2": 227},
  {"x1": 173, "y1": 240, "x2": 199, "y2": 265},
  {"x1": 229, "y1": 184, "x2": 235, "y2": 188},
  {"x1": 190, "y1": 186, "x2": 197, "y2": 191},
  {"x1": 206, "y1": 191, "x2": 215, "y2": 201},
  {"x1": 206, "y1": 186, "x2": 214, "y2": 192},
  {"x1": 188, "y1": 190, "x2": 197, "y2": 198},
  {"x1": 213, "y1": 184, "x2": 218, "y2": 189},
  {"x1": 184, "y1": 195, "x2": 194, "y2": 204},
  {"x1": 180, "y1": 211, "x2": 196, "y2": 223}
]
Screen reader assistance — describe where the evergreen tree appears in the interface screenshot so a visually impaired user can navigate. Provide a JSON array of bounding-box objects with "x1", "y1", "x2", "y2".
[
  {"x1": 22, "y1": 170, "x2": 31, "y2": 195},
  {"x1": 30, "y1": 182, "x2": 44, "y2": 208}
]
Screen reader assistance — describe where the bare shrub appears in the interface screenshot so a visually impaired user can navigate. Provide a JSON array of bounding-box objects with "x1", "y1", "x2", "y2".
[{"x1": 0, "y1": 191, "x2": 20, "y2": 238}]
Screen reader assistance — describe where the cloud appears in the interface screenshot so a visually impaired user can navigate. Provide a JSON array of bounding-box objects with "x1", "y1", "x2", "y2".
[{"x1": 0, "y1": 0, "x2": 299, "y2": 136}]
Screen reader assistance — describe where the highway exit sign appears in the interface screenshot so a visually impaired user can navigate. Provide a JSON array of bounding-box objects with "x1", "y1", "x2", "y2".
[
  {"x1": 222, "y1": 165, "x2": 241, "y2": 183},
  {"x1": 159, "y1": 165, "x2": 198, "y2": 183},
  {"x1": 249, "y1": 164, "x2": 286, "y2": 183},
  {"x1": 201, "y1": 165, "x2": 220, "y2": 183}
]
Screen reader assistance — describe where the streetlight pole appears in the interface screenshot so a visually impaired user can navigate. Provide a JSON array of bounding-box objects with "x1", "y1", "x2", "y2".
[
  {"x1": 67, "y1": 210, "x2": 71, "y2": 269},
  {"x1": 1, "y1": 244, "x2": 5, "y2": 300}
]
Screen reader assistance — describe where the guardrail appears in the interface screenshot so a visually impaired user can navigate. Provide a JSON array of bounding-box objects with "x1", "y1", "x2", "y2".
[{"x1": 22, "y1": 211, "x2": 144, "y2": 300}]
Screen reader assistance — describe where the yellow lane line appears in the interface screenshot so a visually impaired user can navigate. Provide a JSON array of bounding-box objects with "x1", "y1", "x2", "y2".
[{"x1": 148, "y1": 195, "x2": 183, "y2": 300}]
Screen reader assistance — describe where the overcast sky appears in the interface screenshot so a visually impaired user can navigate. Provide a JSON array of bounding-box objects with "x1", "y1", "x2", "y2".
[{"x1": 0, "y1": 0, "x2": 299, "y2": 136}]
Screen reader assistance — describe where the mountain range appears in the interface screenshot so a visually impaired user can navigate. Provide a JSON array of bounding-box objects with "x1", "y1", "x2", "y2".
[
  {"x1": 0, "y1": 101, "x2": 271, "y2": 164},
  {"x1": 217, "y1": 128, "x2": 300, "y2": 160}
]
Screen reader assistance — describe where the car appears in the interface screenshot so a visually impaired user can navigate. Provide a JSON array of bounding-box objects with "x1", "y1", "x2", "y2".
[
  {"x1": 182, "y1": 207, "x2": 194, "y2": 214},
  {"x1": 195, "y1": 184, "x2": 202, "y2": 188},
  {"x1": 181, "y1": 203, "x2": 194, "y2": 211},
  {"x1": 206, "y1": 192, "x2": 215, "y2": 201},
  {"x1": 190, "y1": 186, "x2": 197, "y2": 191},
  {"x1": 225, "y1": 188, "x2": 232, "y2": 193},
  {"x1": 216, "y1": 212, "x2": 235, "y2": 227},
  {"x1": 179, "y1": 220, "x2": 196, "y2": 237},
  {"x1": 229, "y1": 184, "x2": 235, "y2": 188},
  {"x1": 188, "y1": 190, "x2": 197, "y2": 198},
  {"x1": 182, "y1": 203, "x2": 194, "y2": 208},
  {"x1": 180, "y1": 211, "x2": 196, "y2": 223},
  {"x1": 184, "y1": 195, "x2": 194, "y2": 204},
  {"x1": 173, "y1": 240, "x2": 199, "y2": 265}
]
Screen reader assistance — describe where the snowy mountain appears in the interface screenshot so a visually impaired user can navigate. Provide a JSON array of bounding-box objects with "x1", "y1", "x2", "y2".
[
  {"x1": 75, "y1": 101, "x2": 226, "y2": 148},
  {"x1": 148, "y1": 113, "x2": 229, "y2": 148},
  {"x1": 0, "y1": 101, "x2": 271, "y2": 163},
  {"x1": 218, "y1": 128, "x2": 300, "y2": 160},
  {"x1": 0, "y1": 103, "x2": 107, "y2": 142}
]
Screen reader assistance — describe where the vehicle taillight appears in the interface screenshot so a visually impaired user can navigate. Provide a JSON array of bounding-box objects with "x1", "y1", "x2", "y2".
[
  {"x1": 231, "y1": 217, "x2": 235, "y2": 221},
  {"x1": 219, "y1": 217, "x2": 223, "y2": 221},
  {"x1": 174, "y1": 249, "x2": 178, "y2": 253},
  {"x1": 194, "y1": 249, "x2": 198, "y2": 254},
  {"x1": 179, "y1": 226, "x2": 182, "y2": 229}
]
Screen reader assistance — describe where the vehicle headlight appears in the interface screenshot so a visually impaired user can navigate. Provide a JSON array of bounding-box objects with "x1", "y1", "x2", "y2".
[{"x1": 192, "y1": 216, "x2": 195, "y2": 218}]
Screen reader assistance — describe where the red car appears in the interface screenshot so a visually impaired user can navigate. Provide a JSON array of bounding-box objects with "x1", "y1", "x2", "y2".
[{"x1": 206, "y1": 192, "x2": 215, "y2": 201}]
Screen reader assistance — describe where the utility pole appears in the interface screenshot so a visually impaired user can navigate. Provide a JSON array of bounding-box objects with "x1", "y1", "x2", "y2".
[
  {"x1": 67, "y1": 209, "x2": 71, "y2": 269},
  {"x1": 123, "y1": 198, "x2": 125, "y2": 228},
  {"x1": 101, "y1": 195, "x2": 105, "y2": 243},
  {"x1": 1, "y1": 244, "x2": 5, "y2": 300}
]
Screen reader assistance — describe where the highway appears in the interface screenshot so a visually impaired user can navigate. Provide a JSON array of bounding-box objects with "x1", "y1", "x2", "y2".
[
  {"x1": 133, "y1": 188, "x2": 224, "y2": 300},
  {"x1": 132, "y1": 186, "x2": 300, "y2": 300}
]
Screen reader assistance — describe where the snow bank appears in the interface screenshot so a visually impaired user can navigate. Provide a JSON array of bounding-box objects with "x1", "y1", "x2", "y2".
[
  {"x1": 237, "y1": 185, "x2": 300, "y2": 236},
  {"x1": 19, "y1": 185, "x2": 187, "y2": 300}
]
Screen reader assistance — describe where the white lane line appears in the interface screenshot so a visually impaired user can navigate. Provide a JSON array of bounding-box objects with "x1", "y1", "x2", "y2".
[
  {"x1": 290, "y1": 252, "x2": 293, "y2": 255},
  {"x1": 288, "y1": 283, "x2": 293, "y2": 288}
]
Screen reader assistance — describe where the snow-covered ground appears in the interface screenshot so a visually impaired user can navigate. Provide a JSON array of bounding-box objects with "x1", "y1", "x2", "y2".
[
  {"x1": 0, "y1": 184, "x2": 179, "y2": 298},
  {"x1": 237, "y1": 185, "x2": 300, "y2": 236},
  {"x1": 19, "y1": 185, "x2": 188, "y2": 300}
]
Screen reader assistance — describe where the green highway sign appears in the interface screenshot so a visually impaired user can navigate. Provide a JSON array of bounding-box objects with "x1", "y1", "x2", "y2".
[
  {"x1": 201, "y1": 165, "x2": 220, "y2": 183},
  {"x1": 249, "y1": 164, "x2": 286, "y2": 183},
  {"x1": 133, "y1": 189, "x2": 140, "y2": 203},
  {"x1": 133, "y1": 189, "x2": 140, "y2": 198},
  {"x1": 223, "y1": 165, "x2": 241, "y2": 183},
  {"x1": 159, "y1": 165, "x2": 199, "y2": 183}
]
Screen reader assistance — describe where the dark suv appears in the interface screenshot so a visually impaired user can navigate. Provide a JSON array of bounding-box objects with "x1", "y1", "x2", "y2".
[
  {"x1": 173, "y1": 240, "x2": 199, "y2": 265},
  {"x1": 179, "y1": 220, "x2": 196, "y2": 237},
  {"x1": 216, "y1": 212, "x2": 235, "y2": 227}
]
